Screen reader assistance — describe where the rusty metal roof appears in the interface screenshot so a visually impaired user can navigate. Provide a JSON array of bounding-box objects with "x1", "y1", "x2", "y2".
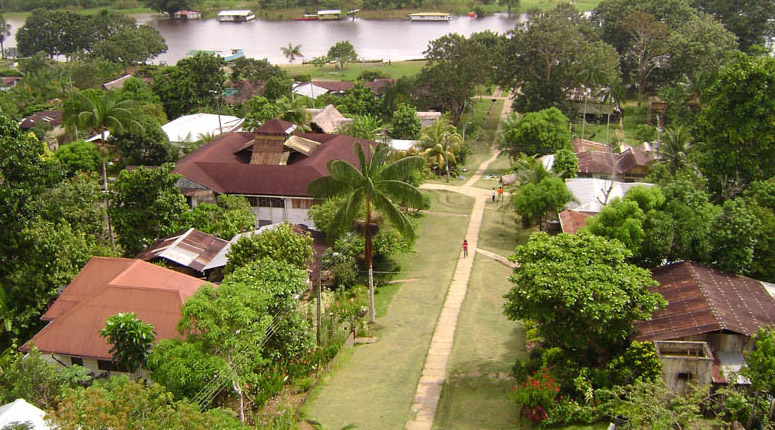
[
  {"x1": 135, "y1": 228, "x2": 229, "y2": 273},
  {"x1": 558, "y1": 210, "x2": 593, "y2": 234},
  {"x1": 635, "y1": 262, "x2": 775, "y2": 341},
  {"x1": 20, "y1": 258, "x2": 206, "y2": 360}
]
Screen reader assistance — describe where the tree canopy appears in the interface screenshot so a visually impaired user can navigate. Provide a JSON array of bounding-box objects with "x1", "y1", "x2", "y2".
[
  {"x1": 500, "y1": 108, "x2": 571, "y2": 157},
  {"x1": 99, "y1": 312, "x2": 156, "y2": 373},
  {"x1": 225, "y1": 223, "x2": 313, "y2": 273},
  {"x1": 504, "y1": 232, "x2": 664, "y2": 357}
]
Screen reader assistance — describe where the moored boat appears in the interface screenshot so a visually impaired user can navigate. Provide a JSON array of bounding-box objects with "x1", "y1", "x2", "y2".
[
  {"x1": 294, "y1": 14, "x2": 320, "y2": 21},
  {"x1": 217, "y1": 10, "x2": 255, "y2": 22},
  {"x1": 409, "y1": 12, "x2": 452, "y2": 21}
]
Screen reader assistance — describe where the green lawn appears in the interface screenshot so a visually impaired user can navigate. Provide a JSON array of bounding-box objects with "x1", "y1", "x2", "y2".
[
  {"x1": 474, "y1": 151, "x2": 512, "y2": 189},
  {"x1": 434, "y1": 377, "x2": 522, "y2": 430},
  {"x1": 423, "y1": 189, "x2": 475, "y2": 215},
  {"x1": 282, "y1": 60, "x2": 426, "y2": 81},
  {"x1": 301, "y1": 193, "x2": 471, "y2": 429},
  {"x1": 434, "y1": 255, "x2": 525, "y2": 428},
  {"x1": 571, "y1": 102, "x2": 652, "y2": 147},
  {"x1": 478, "y1": 204, "x2": 535, "y2": 257},
  {"x1": 520, "y1": 0, "x2": 602, "y2": 11}
]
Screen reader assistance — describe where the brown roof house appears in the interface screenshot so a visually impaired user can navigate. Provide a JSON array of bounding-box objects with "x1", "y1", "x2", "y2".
[
  {"x1": 306, "y1": 104, "x2": 353, "y2": 134},
  {"x1": 135, "y1": 228, "x2": 230, "y2": 278},
  {"x1": 174, "y1": 118, "x2": 376, "y2": 228},
  {"x1": 635, "y1": 262, "x2": 775, "y2": 393},
  {"x1": 21, "y1": 257, "x2": 206, "y2": 375}
]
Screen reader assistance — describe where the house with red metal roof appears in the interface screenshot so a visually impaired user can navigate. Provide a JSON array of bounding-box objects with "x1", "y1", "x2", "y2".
[
  {"x1": 173, "y1": 119, "x2": 375, "y2": 228},
  {"x1": 20, "y1": 257, "x2": 206, "y2": 375},
  {"x1": 135, "y1": 228, "x2": 229, "y2": 278},
  {"x1": 635, "y1": 261, "x2": 775, "y2": 393}
]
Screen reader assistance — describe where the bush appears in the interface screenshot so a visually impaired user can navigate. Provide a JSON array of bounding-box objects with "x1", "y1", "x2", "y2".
[
  {"x1": 358, "y1": 70, "x2": 388, "y2": 81},
  {"x1": 292, "y1": 74, "x2": 311, "y2": 82},
  {"x1": 511, "y1": 367, "x2": 560, "y2": 424}
]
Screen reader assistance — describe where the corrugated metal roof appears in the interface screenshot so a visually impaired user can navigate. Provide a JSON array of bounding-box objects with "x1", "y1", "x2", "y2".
[
  {"x1": 135, "y1": 228, "x2": 229, "y2": 272},
  {"x1": 635, "y1": 262, "x2": 775, "y2": 341},
  {"x1": 558, "y1": 210, "x2": 592, "y2": 234},
  {"x1": 20, "y1": 258, "x2": 206, "y2": 360}
]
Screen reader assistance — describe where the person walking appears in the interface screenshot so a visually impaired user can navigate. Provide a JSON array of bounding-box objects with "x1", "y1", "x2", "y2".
[
  {"x1": 498, "y1": 186, "x2": 503, "y2": 201},
  {"x1": 492, "y1": 188, "x2": 496, "y2": 202},
  {"x1": 462, "y1": 239, "x2": 468, "y2": 258}
]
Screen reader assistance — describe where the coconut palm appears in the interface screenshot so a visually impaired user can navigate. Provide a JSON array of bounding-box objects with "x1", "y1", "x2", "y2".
[
  {"x1": 281, "y1": 43, "x2": 304, "y2": 65},
  {"x1": 0, "y1": 16, "x2": 10, "y2": 59},
  {"x1": 422, "y1": 143, "x2": 457, "y2": 174},
  {"x1": 418, "y1": 117, "x2": 463, "y2": 182},
  {"x1": 658, "y1": 126, "x2": 692, "y2": 174},
  {"x1": 64, "y1": 89, "x2": 141, "y2": 191},
  {"x1": 275, "y1": 95, "x2": 311, "y2": 127},
  {"x1": 307, "y1": 143, "x2": 424, "y2": 323}
]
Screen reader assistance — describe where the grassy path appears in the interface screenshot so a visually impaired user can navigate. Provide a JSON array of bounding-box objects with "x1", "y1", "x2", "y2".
[{"x1": 301, "y1": 192, "x2": 473, "y2": 429}]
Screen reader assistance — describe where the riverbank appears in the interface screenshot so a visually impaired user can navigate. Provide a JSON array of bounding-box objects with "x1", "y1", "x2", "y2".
[{"x1": 0, "y1": 0, "x2": 602, "y2": 20}]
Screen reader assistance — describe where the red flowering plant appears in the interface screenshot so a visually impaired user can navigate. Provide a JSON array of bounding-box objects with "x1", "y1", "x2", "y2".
[{"x1": 511, "y1": 367, "x2": 560, "y2": 424}]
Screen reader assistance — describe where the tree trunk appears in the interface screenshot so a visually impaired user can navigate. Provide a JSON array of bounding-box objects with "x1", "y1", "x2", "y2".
[
  {"x1": 233, "y1": 379, "x2": 245, "y2": 422},
  {"x1": 581, "y1": 96, "x2": 588, "y2": 140},
  {"x1": 747, "y1": 390, "x2": 759, "y2": 430},
  {"x1": 365, "y1": 199, "x2": 376, "y2": 324}
]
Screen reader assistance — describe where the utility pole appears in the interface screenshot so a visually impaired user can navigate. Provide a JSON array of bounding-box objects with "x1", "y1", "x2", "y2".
[{"x1": 316, "y1": 256, "x2": 322, "y2": 345}]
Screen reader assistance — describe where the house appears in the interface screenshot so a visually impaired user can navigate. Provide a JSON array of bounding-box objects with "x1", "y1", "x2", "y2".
[
  {"x1": 564, "y1": 178, "x2": 655, "y2": 213},
  {"x1": 635, "y1": 262, "x2": 775, "y2": 393},
  {"x1": 224, "y1": 80, "x2": 264, "y2": 105},
  {"x1": 557, "y1": 210, "x2": 594, "y2": 234},
  {"x1": 294, "y1": 82, "x2": 330, "y2": 100},
  {"x1": 364, "y1": 78, "x2": 395, "y2": 95},
  {"x1": 20, "y1": 258, "x2": 206, "y2": 375},
  {"x1": 576, "y1": 146, "x2": 657, "y2": 181},
  {"x1": 135, "y1": 228, "x2": 229, "y2": 278},
  {"x1": 1, "y1": 76, "x2": 23, "y2": 89},
  {"x1": 0, "y1": 399, "x2": 49, "y2": 430},
  {"x1": 313, "y1": 81, "x2": 355, "y2": 95},
  {"x1": 417, "y1": 111, "x2": 442, "y2": 129},
  {"x1": 18, "y1": 110, "x2": 65, "y2": 150},
  {"x1": 102, "y1": 74, "x2": 133, "y2": 91},
  {"x1": 306, "y1": 104, "x2": 352, "y2": 133},
  {"x1": 87, "y1": 113, "x2": 244, "y2": 147},
  {"x1": 173, "y1": 119, "x2": 376, "y2": 227}
]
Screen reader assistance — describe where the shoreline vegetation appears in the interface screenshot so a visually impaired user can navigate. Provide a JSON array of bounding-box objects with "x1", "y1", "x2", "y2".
[{"x1": 1, "y1": 0, "x2": 603, "y2": 20}]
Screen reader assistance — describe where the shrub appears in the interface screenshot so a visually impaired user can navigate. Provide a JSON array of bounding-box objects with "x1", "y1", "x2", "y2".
[{"x1": 512, "y1": 367, "x2": 560, "y2": 424}]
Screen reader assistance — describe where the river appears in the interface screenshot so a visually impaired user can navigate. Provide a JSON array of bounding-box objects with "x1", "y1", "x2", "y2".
[{"x1": 3, "y1": 13, "x2": 520, "y2": 65}]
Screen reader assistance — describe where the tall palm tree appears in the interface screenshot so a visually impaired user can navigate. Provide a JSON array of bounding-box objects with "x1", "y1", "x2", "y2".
[
  {"x1": 336, "y1": 115, "x2": 385, "y2": 141},
  {"x1": 658, "y1": 126, "x2": 692, "y2": 174},
  {"x1": 422, "y1": 143, "x2": 457, "y2": 174},
  {"x1": 307, "y1": 143, "x2": 424, "y2": 323},
  {"x1": 0, "y1": 15, "x2": 10, "y2": 59},
  {"x1": 64, "y1": 89, "x2": 141, "y2": 191},
  {"x1": 418, "y1": 117, "x2": 463, "y2": 182},
  {"x1": 281, "y1": 43, "x2": 303, "y2": 65}
]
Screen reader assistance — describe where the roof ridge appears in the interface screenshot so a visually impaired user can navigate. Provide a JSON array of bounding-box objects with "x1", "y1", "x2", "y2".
[{"x1": 681, "y1": 260, "x2": 727, "y2": 329}]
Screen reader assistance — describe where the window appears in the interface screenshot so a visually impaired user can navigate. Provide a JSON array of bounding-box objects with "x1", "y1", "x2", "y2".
[
  {"x1": 70, "y1": 357, "x2": 83, "y2": 367},
  {"x1": 247, "y1": 196, "x2": 284, "y2": 208},
  {"x1": 292, "y1": 199, "x2": 314, "y2": 209},
  {"x1": 677, "y1": 372, "x2": 693, "y2": 381},
  {"x1": 258, "y1": 219, "x2": 273, "y2": 227},
  {"x1": 97, "y1": 360, "x2": 122, "y2": 372}
]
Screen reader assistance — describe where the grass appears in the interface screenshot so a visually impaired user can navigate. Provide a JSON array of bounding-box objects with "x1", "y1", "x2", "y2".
[
  {"x1": 301, "y1": 194, "x2": 471, "y2": 429},
  {"x1": 571, "y1": 102, "x2": 652, "y2": 147},
  {"x1": 474, "y1": 151, "x2": 512, "y2": 189},
  {"x1": 478, "y1": 203, "x2": 534, "y2": 257},
  {"x1": 434, "y1": 255, "x2": 525, "y2": 428},
  {"x1": 434, "y1": 377, "x2": 522, "y2": 430},
  {"x1": 281, "y1": 60, "x2": 426, "y2": 81},
  {"x1": 423, "y1": 189, "x2": 475, "y2": 215},
  {"x1": 519, "y1": 0, "x2": 602, "y2": 11}
]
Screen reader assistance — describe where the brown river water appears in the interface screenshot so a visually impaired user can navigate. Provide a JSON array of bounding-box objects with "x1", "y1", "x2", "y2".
[{"x1": 4, "y1": 13, "x2": 520, "y2": 65}]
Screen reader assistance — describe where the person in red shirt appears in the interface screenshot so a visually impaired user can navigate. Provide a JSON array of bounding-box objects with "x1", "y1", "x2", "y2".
[{"x1": 462, "y1": 239, "x2": 468, "y2": 258}]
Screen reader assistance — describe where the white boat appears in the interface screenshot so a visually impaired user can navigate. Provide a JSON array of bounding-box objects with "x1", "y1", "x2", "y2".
[
  {"x1": 317, "y1": 9, "x2": 342, "y2": 20},
  {"x1": 409, "y1": 12, "x2": 452, "y2": 22},
  {"x1": 218, "y1": 10, "x2": 255, "y2": 22}
]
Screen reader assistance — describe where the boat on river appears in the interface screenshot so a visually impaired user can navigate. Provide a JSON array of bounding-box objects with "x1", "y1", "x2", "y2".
[
  {"x1": 217, "y1": 10, "x2": 255, "y2": 22},
  {"x1": 294, "y1": 14, "x2": 319, "y2": 21},
  {"x1": 409, "y1": 12, "x2": 452, "y2": 22},
  {"x1": 317, "y1": 9, "x2": 342, "y2": 20}
]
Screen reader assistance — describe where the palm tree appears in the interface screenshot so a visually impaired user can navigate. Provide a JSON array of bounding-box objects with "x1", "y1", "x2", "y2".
[
  {"x1": 658, "y1": 126, "x2": 692, "y2": 174},
  {"x1": 281, "y1": 43, "x2": 303, "y2": 65},
  {"x1": 597, "y1": 77, "x2": 625, "y2": 147},
  {"x1": 64, "y1": 89, "x2": 141, "y2": 191},
  {"x1": 307, "y1": 143, "x2": 424, "y2": 323},
  {"x1": 418, "y1": 117, "x2": 463, "y2": 182},
  {"x1": 336, "y1": 115, "x2": 385, "y2": 141},
  {"x1": 0, "y1": 15, "x2": 10, "y2": 59},
  {"x1": 275, "y1": 95, "x2": 311, "y2": 127},
  {"x1": 422, "y1": 143, "x2": 457, "y2": 174}
]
